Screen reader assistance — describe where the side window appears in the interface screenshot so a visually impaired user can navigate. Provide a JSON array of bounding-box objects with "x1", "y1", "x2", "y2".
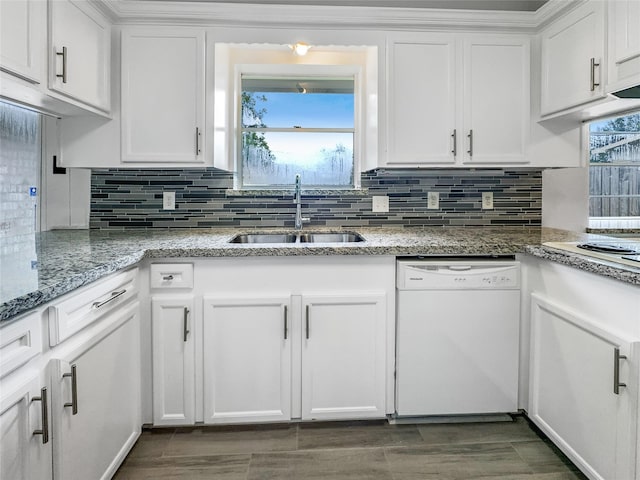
[
  {"x1": 240, "y1": 76, "x2": 355, "y2": 188},
  {"x1": 589, "y1": 112, "x2": 640, "y2": 228}
]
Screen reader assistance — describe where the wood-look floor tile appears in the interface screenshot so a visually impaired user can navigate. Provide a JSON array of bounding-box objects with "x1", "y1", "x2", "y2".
[
  {"x1": 298, "y1": 420, "x2": 423, "y2": 450},
  {"x1": 163, "y1": 425, "x2": 298, "y2": 457},
  {"x1": 113, "y1": 454, "x2": 250, "y2": 480},
  {"x1": 124, "y1": 429, "x2": 175, "y2": 459},
  {"x1": 247, "y1": 448, "x2": 394, "y2": 480},
  {"x1": 417, "y1": 417, "x2": 540, "y2": 446},
  {"x1": 385, "y1": 442, "x2": 533, "y2": 480},
  {"x1": 512, "y1": 441, "x2": 587, "y2": 476}
]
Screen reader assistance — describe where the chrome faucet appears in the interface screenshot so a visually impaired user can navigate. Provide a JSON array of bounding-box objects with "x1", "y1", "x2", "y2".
[{"x1": 294, "y1": 174, "x2": 310, "y2": 230}]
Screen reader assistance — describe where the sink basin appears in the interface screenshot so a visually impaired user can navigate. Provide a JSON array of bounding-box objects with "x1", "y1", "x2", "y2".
[
  {"x1": 298, "y1": 232, "x2": 365, "y2": 243},
  {"x1": 229, "y1": 233, "x2": 297, "y2": 244}
]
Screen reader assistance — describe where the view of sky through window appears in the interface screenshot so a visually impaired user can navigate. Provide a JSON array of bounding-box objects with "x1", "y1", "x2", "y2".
[{"x1": 241, "y1": 77, "x2": 355, "y2": 188}]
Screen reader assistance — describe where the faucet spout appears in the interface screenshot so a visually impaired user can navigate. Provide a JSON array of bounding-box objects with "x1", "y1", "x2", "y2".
[{"x1": 294, "y1": 174, "x2": 309, "y2": 230}]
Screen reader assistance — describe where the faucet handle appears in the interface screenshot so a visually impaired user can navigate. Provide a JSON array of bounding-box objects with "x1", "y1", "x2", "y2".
[{"x1": 301, "y1": 217, "x2": 310, "y2": 224}]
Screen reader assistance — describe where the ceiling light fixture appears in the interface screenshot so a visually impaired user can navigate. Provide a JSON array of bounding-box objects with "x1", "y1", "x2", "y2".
[
  {"x1": 289, "y1": 42, "x2": 311, "y2": 56},
  {"x1": 296, "y1": 82, "x2": 307, "y2": 94}
]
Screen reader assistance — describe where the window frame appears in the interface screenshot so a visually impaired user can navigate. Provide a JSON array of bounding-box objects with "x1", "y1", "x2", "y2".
[
  {"x1": 213, "y1": 43, "x2": 378, "y2": 191},
  {"x1": 237, "y1": 68, "x2": 360, "y2": 189}
]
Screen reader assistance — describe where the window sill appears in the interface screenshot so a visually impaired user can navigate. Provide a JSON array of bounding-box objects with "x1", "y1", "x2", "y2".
[{"x1": 225, "y1": 188, "x2": 369, "y2": 197}]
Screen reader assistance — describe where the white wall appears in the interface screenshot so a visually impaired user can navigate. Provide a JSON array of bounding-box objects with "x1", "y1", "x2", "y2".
[{"x1": 542, "y1": 166, "x2": 589, "y2": 232}]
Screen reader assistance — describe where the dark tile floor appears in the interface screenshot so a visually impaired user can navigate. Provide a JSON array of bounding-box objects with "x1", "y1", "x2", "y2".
[{"x1": 113, "y1": 416, "x2": 588, "y2": 480}]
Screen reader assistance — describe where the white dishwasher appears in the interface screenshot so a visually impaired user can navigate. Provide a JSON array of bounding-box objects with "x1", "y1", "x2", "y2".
[{"x1": 396, "y1": 258, "x2": 520, "y2": 417}]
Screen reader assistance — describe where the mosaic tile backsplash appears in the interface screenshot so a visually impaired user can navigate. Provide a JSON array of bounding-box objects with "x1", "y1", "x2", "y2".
[{"x1": 90, "y1": 168, "x2": 542, "y2": 229}]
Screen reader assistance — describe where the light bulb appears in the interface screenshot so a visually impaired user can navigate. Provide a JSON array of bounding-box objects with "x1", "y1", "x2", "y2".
[{"x1": 290, "y1": 42, "x2": 311, "y2": 56}]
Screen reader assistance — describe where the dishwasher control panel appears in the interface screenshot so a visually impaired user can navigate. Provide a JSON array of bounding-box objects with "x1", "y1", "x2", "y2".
[{"x1": 397, "y1": 260, "x2": 520, "y2": 290}]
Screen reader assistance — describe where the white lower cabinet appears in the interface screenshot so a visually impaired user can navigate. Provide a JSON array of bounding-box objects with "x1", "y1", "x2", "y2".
[
  {"x1": 51, "y1": 301, "x2": 141, "y2": 480},
  {"x1": 0, "y1": 369, "x2": 52, "y2": 480},
  {"x1": 302, "y1": 294, "x2": 386, "y2": 420},
  {"x1": 202, "y1": 296, "x2": 292, "y2": 424},
  {"x1": 181, "y1": 256, "x2": 395, "y2": 426},
  {"x1": 151, "y1": 296, "x2": 195, "y2": 425},
  {"x1": 523, "y1": 256, "x2": 640, "y2": 480}
]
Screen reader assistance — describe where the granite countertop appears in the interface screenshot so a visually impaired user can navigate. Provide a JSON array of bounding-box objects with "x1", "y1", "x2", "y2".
[{"x1": 1, "y1": 226, "x2": 638, "y2": 322}]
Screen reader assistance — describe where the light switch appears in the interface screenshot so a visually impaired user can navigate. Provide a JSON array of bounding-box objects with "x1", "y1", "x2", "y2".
[
  {"x1": 163, "y1": 191, "x2": 176, "y2": 210},
  {"x1": 372, "y1": 195, "x2": 389, "y2": 213}
]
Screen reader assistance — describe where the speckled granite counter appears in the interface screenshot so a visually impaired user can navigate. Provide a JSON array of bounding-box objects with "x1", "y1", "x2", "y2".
[{"x1": 1, "y1": 226, "x2": 638, "y2": 322}]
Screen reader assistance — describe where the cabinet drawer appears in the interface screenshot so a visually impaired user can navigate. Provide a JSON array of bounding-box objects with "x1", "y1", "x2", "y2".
[
  {"x1": 48, "y1": 268, "x2": 138, "y2": 346},
  {"x1": 0, "y1": 311, "x2": 42, "y2": 378},
  {"x1": 150, "y1": 263, "x2": 194, "y2": 289}
]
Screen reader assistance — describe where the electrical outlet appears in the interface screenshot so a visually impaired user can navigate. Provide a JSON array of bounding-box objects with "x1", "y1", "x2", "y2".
[
  {"x1": 427, "y1": 191, "x2": 439, "y2": 210},
  {"x1": 372, "y1": 195, "x2": 389, "y2": 213},
  {"x1": 163, "y1": 191, "x2": 176, "y2": 210},
  {"x1": 482, "y1": 192, "x2": 494, "y2": 210}
]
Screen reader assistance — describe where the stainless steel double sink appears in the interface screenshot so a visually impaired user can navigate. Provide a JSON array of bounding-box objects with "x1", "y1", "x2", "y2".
[{"x1": 229, "y1": 232, "x2": 365, "y2": 244}]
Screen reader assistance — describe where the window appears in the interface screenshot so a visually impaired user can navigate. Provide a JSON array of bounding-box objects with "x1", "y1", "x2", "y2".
[
  {"x1": 589, "y1": 112, "x2": 640, "y2": 227},
  {"x1": 213, "y1": 43, "x2": 378, "y2": 190},
  {"x1": 240, "y1": 76, "x2": 355, "y2": 188}
]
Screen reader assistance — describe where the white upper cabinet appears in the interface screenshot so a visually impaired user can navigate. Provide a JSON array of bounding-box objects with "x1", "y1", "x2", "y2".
[
  {"x1": 48, "y1": 0, "x2": 111, "y2": 112},
  {"x1": 462, "y1": 37, "x2": 529, "y2": 165},
  {"x1": 386, "y1": 36, "x2": 457, "y2": 165},
  {"x1": 607, "y1": 0, "x2": 640, "y2": 94},
  {"x1": 121, "y1": 27, "x2": 206, "y2": 164},
  {"x1": 386, "y1": 33, "x2": 529, "y2": 167},
  {"x1": 540, "y1": 0, "x2": 606, "y2": 116},
  {"x1": 0, "y1": 0, "x2": 45, "y2": 83}
]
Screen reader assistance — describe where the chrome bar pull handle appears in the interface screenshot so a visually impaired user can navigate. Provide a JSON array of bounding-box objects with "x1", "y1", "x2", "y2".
[
  {"x1": 305, "y1": 305, "x2": 310, "y2": 340},
  {"x1": 283, "y1": 305, "x2": 288, "y2": 340},
  {"x1": 467, "y1": 130, "x2": 473, "y2": 157},
  {"x1": 590, "y1": 57, "x2": 600, "y2": 91},
  {"x1": 614, "y1": 347, "x2": 627, "y2": 395},
  {"x1": 162, "y1": 274, "x2": 174, "y2": 281},
  {"x1": 56, "y1": 46, "x2": 67, "y2": 83},
  {"x1": 32, "y1": 387, "x2": 49, "y2": 444},
  {"x1": 183, "y1": 307, "x2": 190, "y2": 342},
  {"x1": 195, "y1": 127, "x2": 201, "y2": 155},
  {"x1": 92, "y1": 289, "x2": 126, "y2": 309},
  {"x1": 63, "y1": 364, "x2": 78, "y2": 415},
  {"x1": 451, "y1": 129, "x2": 457, "y2": 156}
]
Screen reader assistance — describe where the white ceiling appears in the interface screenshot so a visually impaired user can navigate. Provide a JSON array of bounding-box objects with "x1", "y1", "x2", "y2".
[{"x1": 134, "y1": 0, "x2": 549, "y2": 12}]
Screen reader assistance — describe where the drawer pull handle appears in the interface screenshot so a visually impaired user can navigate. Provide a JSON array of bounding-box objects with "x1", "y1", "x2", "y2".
[
  {"x1": 305, "y1": 305, "x2": 310, "y2": 340},
  {"x1": 162, "y1": 275, "x2": 174, "y2": 281},
  {"x1": 63, "y1": 364, "x2": 78, "y2": 415},
  {"x1": 92, "y1": 289, "x2": 126, "y2": 309},
  {"x1": 467, "y1": 130, "x2": 473, "y2": 157},
  {"x1": 183, "y1": 307, "x2": 190, "y2": 342},
  {"x1": 56, "y1": 46, "x2": 67, "y2": 83},
  {"x1": 32, "y1": 387, "x2": 49, "y2": 444},
  {"x1": 196, "y1": 127, "x2": 201, "y2": 155},
  {"x1": 614, "y1": 347, "x2": 627, "y2": 395}
]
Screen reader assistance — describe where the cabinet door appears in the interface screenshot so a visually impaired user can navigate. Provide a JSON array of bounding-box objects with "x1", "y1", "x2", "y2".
[
  {"x1": 48, "y1": 0, "x2": 110, "y2": 111},
  {"x1": 540, "y1": 1, "x2": 606, "y2": 116},
  {"x1": 151, "y1": 296, "x2": 195, "y2": 425},
  {"x1": 462, "y1": 36, "x2": 529, "y2": 164},
  {"x1": 0, "y1": 370, "x2": 52, "y2": 480},
  {"x1": 529, "y1": 294, "x2": 638, "y2": 480},
  {"x1": 0, "y1": 0, "x2": 44, "y2": 83},
  {"x1": 607, "y1": 0, "x2": 640, "y2": 93},
  {"x1": 302, "y1": 294, "x2": 386, "y2": 421},
  {"x1": 202, "y1": 296, "x2": 292, "y2": 424},
  {"x1": 121, "y1": 28, "x2": 205, "y2": 163},
  {"x1": 386, "y1": 36, "x2": 457, "y2": 166},
  {"x1": 52, "y1": 303, "x2": 141, "y2": 480}
]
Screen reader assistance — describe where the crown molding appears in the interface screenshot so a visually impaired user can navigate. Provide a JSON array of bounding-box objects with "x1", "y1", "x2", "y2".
[{"x1": 100, "y1": 0, "x2": 552, "y2": 32}]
